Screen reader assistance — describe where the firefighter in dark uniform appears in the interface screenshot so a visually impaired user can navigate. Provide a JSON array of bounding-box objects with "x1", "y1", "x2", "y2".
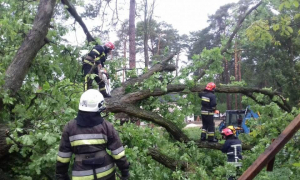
[
  {"x1": 83, "y1": 42, "x2": 115, "y2": 98},
  {"x1": 56, "y1": 89, "x2": 130, "y2": 180},
  {"x1": 199, "y1": 82, "x2": 218, "y2": 142},
  {"x1": 221, "y1": 127, "x2": 243, "y2": 180}
]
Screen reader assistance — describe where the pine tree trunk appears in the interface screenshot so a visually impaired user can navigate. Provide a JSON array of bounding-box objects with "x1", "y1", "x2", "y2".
[
  {"x1": 238, "y1": 51, "x2": 242, "y2": 109},
  {"x1": 123, "y1": 40, "x2": 127, "y2": 82},
  {"x1": 176, "y1": 53, "x2": 180, "y2": 77},
  {"x1": 129, "y1": 0, "x2": 136, "y2": 69},
  {"x1": 157, "y1": 34, "x2": 161, "y2": 55},
  {"x1": 144, "y1": 0, "x2": 149, "y2": 68},
  {"x1": 224, "y1": 57, "x2": 231, "y2": 110},
  {"x1": 234, "y1": 40, "x2": 238, "y2": 109}
]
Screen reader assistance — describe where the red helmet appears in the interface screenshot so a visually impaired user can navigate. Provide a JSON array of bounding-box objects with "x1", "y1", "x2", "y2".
[
  {"x1": 222, "y1": 128, "x2": 233, "y2": 136},
  {"x1": 205, "y1": 82, "x2": 216, "y2": 91},
  {"x1": 105, "y1": 42, "x2": 115, "y2": 50}
]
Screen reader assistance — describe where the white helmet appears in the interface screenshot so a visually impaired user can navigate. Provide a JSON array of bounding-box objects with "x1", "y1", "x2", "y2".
[{"x1": 79, "y1": 89, "x2": 105, "y2": 112}]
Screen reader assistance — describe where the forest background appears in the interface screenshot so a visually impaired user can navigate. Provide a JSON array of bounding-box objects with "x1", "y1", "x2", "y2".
[{"x1": 0, "y1": 0, "x2": 300, "y2": 179}]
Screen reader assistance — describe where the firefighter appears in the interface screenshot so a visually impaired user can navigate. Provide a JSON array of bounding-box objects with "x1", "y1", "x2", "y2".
[
  {"x1": 83, "y1": 42, "x2": 115, "y2": 98},
  {"x1": 221, "y1": 127, "x2": 243, "y2": 180},
  {"x1": 56, "y1": 89, "x2": 130, "y2": 180},
  {"x1": 199, "y1": 82, "x2": 218, "y2": 142}
]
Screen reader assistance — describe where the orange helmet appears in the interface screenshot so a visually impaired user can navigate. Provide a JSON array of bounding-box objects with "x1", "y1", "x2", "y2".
[
  {"x1": 105, "y1": 42, "x2": 115, "y2": 50},
  {"x1": 205, "y1": 82, "x2": 216, "y2": 91}
]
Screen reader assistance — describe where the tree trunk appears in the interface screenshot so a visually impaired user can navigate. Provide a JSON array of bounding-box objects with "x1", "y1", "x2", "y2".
[
  {"x1": 157, "y1": 34, "x2": 161, "y2": 55},
  {"x1": 224, "y1": 57, "x2": 231, "y2": 110},
  {"x1": 144, "y1": 0, "x2": 149, "y2": 68},
  {"x1": 234, "y1": 40, "x2": 238, "y2": 109},
  {"x1": 176, "y1": 53, "x2": 180, "y2": 77},
  {"x1": 2, "y1": 0, "x2": 56, "y2": 96},
  {"x1": 238, "y1": 50, "x2": 242, "y2": 109},
  {"x1": 129, "y1": 0, "x2": 136, "y2": 69},
  {"x1": 123, "y1": 40, "x2": 126, "y2": 82}
]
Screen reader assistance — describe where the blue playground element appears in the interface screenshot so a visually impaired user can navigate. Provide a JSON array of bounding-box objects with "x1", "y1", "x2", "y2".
[{"x1": 218, "y1": 106, "x2": 259, "y2": 137}]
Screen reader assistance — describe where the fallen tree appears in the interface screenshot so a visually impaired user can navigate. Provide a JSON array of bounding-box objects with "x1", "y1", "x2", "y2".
[{"x1": 1, "y1": 0, "x2": 294, "y2": 177}]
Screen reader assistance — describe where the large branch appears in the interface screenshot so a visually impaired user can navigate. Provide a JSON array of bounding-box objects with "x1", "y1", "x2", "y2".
[
  {"x1": 148, "y1": 143, "x2": 253, "y2": 172},
  {"x1": 2, "y1": 0, "x2": 56, "y2": 95},
  {"x1": 147, "y1": 148, "x2": 190, "y2": 171},
  {"x1": 61, "y1": 0, "x2": 95, "y2": 43},
  {"x1": 195, "y1": 1, "x2": 263, "y2": 81},
  {"x1": 120, "y1": 84, "x2": 291, "y2": 112},
  {"x1": 106, "y1": 102, "x2": 189, "y2": 142}
]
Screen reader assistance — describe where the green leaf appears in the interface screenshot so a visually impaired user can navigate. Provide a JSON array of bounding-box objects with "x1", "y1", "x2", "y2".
[
  {"x1": 293, "y1": 1, "x2": 299, "y2": 8},
  {"x1": 293, "y1": 163, "x2": 300, "y2": 167},
  {"x1": 42, "y1": 81, "x2": 50, "y2": 90},
  {"x1": 273, "y1": 24, "x2": 280, "y2": 31},
  {"x1": 287, "y1": 26, "x2": 293, "y2": 33},
  {"x1": 295, "y1": 13, "x2": 300, "y2": 19},
  {"x1": 279, "y1": 3, "x2": 285, "y2": 11},
  {"x1": 23, "y1": 135, "x2": 33, "y2": 146}
]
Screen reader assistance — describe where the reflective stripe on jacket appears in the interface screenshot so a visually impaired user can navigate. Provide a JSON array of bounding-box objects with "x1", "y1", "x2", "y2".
[
  {"x1": 86, "y1": 45, "x2": 107, "y2": 67},
  {"x1": 56, "y1": 119, "x2": 129, "y2": 180},
  {"x1": 221, "y1": 136, "x2": 243, "y2": 166}
]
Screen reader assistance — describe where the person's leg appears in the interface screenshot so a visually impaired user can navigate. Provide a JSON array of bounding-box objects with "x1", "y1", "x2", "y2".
[
  {"x1": 207, "y1": 115, "x2": 218, "y2": 142},
  {"x1": 201, "y1": 115, "x2": 207, "y2": 141},
  {"x1": 82, "y1": 64, "x2": 94, "y2": 90}
]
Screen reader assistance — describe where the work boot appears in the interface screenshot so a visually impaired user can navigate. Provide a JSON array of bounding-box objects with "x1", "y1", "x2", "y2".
[
  {"x1": 200, "y1": 133, "x2": 206, "y2": 141},
  {"x1": 100, "y1": 90, "x2": 111, "y2": 98},
  {"x1": 208, "y1": 136, "x2": 218, "y2": 143}
]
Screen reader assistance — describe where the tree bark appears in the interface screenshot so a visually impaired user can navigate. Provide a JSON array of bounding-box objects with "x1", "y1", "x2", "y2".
[
  {"x1": 123, "y1": 40, "x2": 127, "y2": 82},
  {"x1": 176, "y1": 53, "x2": 180, "y2": 77},
  {"x1": 2, "y1": 0, "x2": 56, "y2": 96},
  {"x1": 238, "y1": 50, "x2": 242, "y2": 109},
  {"x1": 148, "y1": 148, "x2": 190, "y2": 171},
  {"x1": 224, "y1": 57, "x2": 231, "y2": 110},
  {"x1": 235, "y1": 40, "x2": 238, "y2": 109},
  {"x1": 143, "y1": 0, "x2": 149, "y2": 68},
  {"x1": 129, "y1": 0, "x2": 136, "y2": 68}
]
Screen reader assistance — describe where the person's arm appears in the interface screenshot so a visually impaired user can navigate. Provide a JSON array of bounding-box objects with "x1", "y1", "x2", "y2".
[
  {"x1": 56, "y1": 123, "x2": 72, "y2": 180},
  {"x1": 221, "y1": 140, "x2": 230, "y2": 153},
  {"x1": 210, "y1": 94, "x2": 217, "y2": 110},
  {"x1": 93, "y1": 45, "x2": 106, "y2": 66},
  {"x1": 198, "y1": 92, "x2": 203, "y2": 99},
  {"x1": 107, "y1": 123, "x2": 130, "y2": 179}
]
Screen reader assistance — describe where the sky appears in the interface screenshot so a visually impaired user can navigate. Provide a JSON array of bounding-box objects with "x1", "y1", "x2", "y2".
[
  {"x1": 151, "y1": 0, "x2": 240, "y2": 35},
  {"x1": 70, "y1": 0, "x2": 240, "y2": 43},
  {"x1": 67, "y1": 0, "x2": 240, "y2": 69}
]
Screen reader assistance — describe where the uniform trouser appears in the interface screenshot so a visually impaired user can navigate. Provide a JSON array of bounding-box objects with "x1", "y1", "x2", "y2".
[
  {"x1": 82, "y1": 63, "x2": 106, "y2": 92},
  {"x1": 201, "y1": 114, "x2": 215, "y2": 139}
]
